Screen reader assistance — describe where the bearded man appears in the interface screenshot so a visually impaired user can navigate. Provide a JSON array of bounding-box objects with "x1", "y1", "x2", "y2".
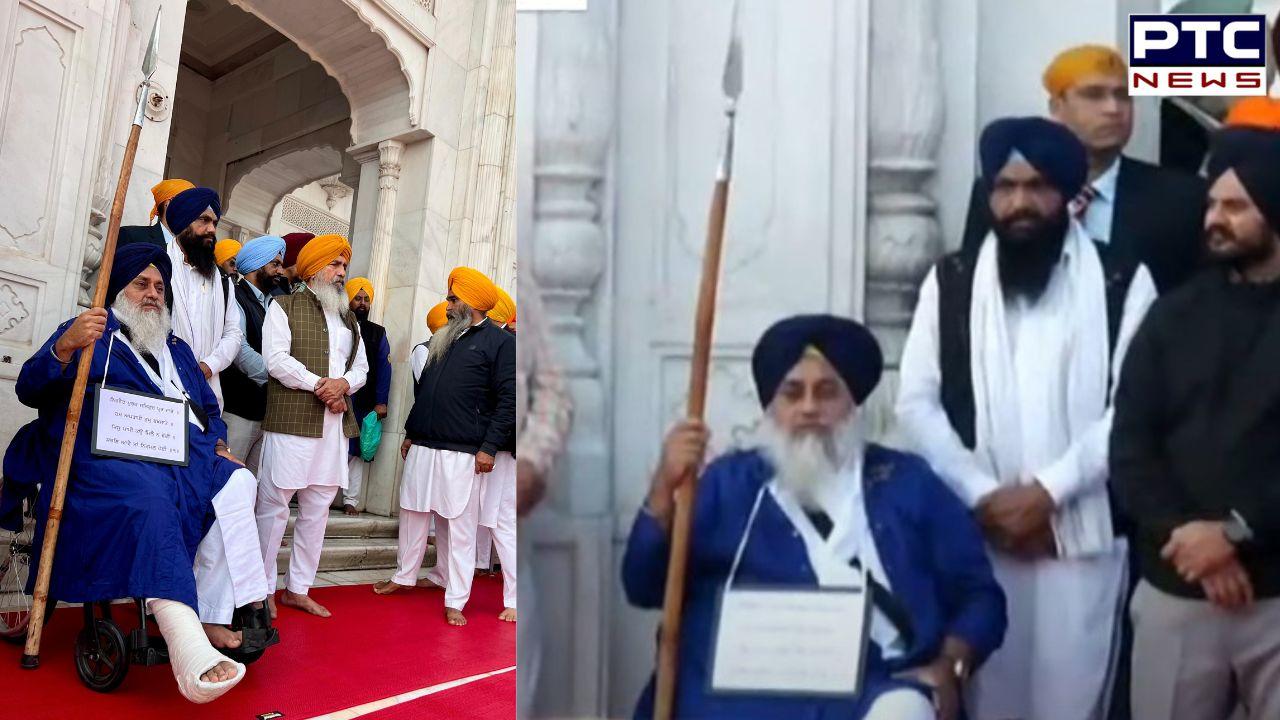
[
  {"x1": 117, "y1": 178, "x2": 195, "y2": 249},
  {"x1": 0, "y1": 243, "x2": 275, "y2": 704},
  {"x1": 163, "y1": 187, "x2": 243, "y2": 412},
  {"x1": 374, "y1": 268, "x2": 516, "y2": 628},
  {"x1": 255, "y1": 235, "x2": 367, "y2": 619},
  {"x1": 896, "y1": 116, "x2": 1158, "y2": 720},
  {"x1": 623, "y1": 315, "x2": 1005, "y2": 719}
]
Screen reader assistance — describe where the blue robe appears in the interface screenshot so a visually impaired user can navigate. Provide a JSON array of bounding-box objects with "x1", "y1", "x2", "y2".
[
  {"x1": 622, "y1": 444, "x2": 1007, "y2": 719},
  {"x1": 0, "y1": 311, "x2": 237, "y2": 610}
]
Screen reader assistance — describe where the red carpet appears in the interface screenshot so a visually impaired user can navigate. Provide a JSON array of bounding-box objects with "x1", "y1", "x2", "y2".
[
  {"x1": 370, "y1": 670, "x2": 516, "y2": 719},
  {"x1": 1, "y1": 576, "x2": 516, "y2": 720}
]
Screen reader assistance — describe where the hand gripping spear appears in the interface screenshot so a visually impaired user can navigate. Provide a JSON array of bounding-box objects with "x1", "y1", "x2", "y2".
[
  {"x1": 653, "y1": 3, "x2": 742, "y2": 717},
  {"x1": 20, "y1": 6, "x2": 164, "y2": 669}
]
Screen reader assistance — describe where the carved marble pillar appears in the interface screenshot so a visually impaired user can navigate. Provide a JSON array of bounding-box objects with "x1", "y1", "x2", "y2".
[
  {"x1": 367, "y1": 139, "x2": 404, "y2": 323},
  {"x1": 865, "y1": 0, "x2": 944, "y2": 436},
  {"x1": 347, "y1": 147, "x2": 381, "y2": 278},
  {"x1": 465, "y1": 0, "x2": 517, "y2": 279}
]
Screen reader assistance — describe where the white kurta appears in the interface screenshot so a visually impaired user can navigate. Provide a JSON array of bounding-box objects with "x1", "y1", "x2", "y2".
[
  {"x1": 167, "y1": 241, "x2": 243, "y2": 409},
  {"x1": 258, "y1": 297, "x2": 368, "y2": 490},
  {"x1": 896, "y1": 231, "x2": 1158, "y2": 720}
]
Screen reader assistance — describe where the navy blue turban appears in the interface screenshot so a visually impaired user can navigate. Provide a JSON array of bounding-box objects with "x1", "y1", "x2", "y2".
[
  {"x1": 107, "y1": 242, "x2": 172, "y2": 305},
  {"x1": 1207, "y1": 127, "x2": 1280, "y2": 233},
  {"x1": 979, "y1": 116, "x2": 1087, "y2": 201},
  {"x1": 164, "y1": 186, "x2": 221, "y2": 233},
  {"x1": 751, "y1": 315, "x2": 883, "y2": 407}
]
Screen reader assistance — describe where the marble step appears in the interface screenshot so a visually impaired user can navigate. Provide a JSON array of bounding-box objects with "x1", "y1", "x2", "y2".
[
  {"x1": 273, "y1": 536, "x2": 432, "y2": 573},
  {"x1": 284, "y1": 509, "x2": 400, "y2": 539}
]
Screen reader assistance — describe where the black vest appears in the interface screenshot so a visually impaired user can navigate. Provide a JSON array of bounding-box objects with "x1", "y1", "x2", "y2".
[
  {"x1": 935, "y1": 242, "x2": 1137, "y2": 532},
  {"x1": 222, "y1": 280, "x2": 269, "y2": 421},
  {"x1": 352, "y1": 318, "x2": 387, "y2": 418}
]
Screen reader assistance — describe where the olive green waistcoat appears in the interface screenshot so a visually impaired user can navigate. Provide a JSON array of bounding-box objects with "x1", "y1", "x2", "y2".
[{"x1": 261, "y1": 291, "x2": 361, "y2": 439}]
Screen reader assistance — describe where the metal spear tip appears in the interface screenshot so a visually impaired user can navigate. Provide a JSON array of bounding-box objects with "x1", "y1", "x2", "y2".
[
  {"x1": 142, "y1": 6, "x2": 162, "y2": 79},
  {"x1": 721, "y1": 0, "x2": 743, "y2": 102}
]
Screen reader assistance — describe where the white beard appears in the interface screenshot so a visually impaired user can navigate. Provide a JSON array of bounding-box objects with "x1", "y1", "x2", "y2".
[
  {"x1": 111, "y1": 295, "x2": 172, "y2": 357},
  {"x1": 427, "y1": 310, "x2": 472, "y2": 368},
  {"x1": 757, "y1": 413, "x2": 865, "y2": 509},
  {"x1": 309, "y1": 277, "x2": 348, "y2": 317}
]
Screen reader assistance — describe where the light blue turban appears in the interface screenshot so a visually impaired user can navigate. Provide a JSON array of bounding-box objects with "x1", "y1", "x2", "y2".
[{"x1": 236, "y1": 234, "x2": 286, "y2": 275}]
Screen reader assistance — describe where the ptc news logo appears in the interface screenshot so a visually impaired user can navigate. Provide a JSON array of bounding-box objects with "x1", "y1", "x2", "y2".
[{"x1": 1128, "y1": 14, "x2": 1268, "y2": 96}]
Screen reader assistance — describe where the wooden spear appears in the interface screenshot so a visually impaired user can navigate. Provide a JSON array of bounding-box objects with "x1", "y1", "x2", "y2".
[
  {"x1": 653, "y1": 3, "x2": 742, "y2": 717},
  {"x1": 21, "y1": 7, "x2": 164, "y2": 669}
]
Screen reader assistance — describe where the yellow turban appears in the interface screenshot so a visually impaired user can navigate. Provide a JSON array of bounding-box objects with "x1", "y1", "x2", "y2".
[
  {"x1": 426, "y1": 301, "x2": 449, "y2": 334},
  {"x1": 214, "y1": 239, "x2": 241, "y2": 267},
  {"x1": 487, "y1": 288, "x2": 516, "y2": 325},
  {"x1": 1043, "y1": 44, "x2": 1126, "y2": 97},
  {"x1": 447, "y1": 267, "x2": 498, "y2": 312},
  {"x1": 345, "y1": 277, "x2": 374, "y2": 303},
  {"x1": 1225, "y1": 97, "x2": 1280, "y2": 131},
  {"x1": 296, "y1": 234, "x2": 352, "y2": 280},
  {"x1": 150, "y1": 178, "x2": 195, "y2": 223}
]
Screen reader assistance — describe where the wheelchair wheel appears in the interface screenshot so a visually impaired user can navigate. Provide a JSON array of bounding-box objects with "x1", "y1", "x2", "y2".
[
  {"x1": 0, "y1": 498, "x2": 53, "y2": 645},
  {"x1": 75, "y1": 618, "x2": 130, "y2": 693}
]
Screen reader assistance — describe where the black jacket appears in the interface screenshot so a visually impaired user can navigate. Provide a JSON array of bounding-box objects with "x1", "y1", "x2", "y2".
[
  {"x1": 222, "y1": 280, "x2": 269, "y2": 421},
  {"x1": 404, "y1": 319, "x2": 516, "y2": 457},
  {"x1": 961, "y1": 156, "x2": 1206, "y2": 293},
  {"x1": 117, "y1": 223, "x2": 166, "y2": 250}
]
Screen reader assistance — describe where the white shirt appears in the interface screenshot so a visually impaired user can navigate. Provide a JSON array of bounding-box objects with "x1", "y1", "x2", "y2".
[
  {"x1": 1080, "y1": 157, "x2": 1120, "y2": 244},
  {"x1": 259, "y1": 291, "x2": 368, "y2": 489},
  {"x1": 167, "y1": 241, "x2": 243, "y2": 410},
  {"x1": 160, "y1": 222, "x2": 174, "y2": 247}
]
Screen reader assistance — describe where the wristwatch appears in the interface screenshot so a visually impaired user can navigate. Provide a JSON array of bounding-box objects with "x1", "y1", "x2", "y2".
[{"x1": 1224, "y1": 510, "x2": 1254, "y2": 545}]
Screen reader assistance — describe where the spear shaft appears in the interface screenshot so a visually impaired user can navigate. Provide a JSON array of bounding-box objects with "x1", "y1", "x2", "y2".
[{"x1": 21, "y1": 6, "x2": 162, "y2": 668}]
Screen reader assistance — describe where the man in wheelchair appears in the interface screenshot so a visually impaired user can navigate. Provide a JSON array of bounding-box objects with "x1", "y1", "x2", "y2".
[{"x1": 0, "y1": 243, "x2": 278, "y2": 703}]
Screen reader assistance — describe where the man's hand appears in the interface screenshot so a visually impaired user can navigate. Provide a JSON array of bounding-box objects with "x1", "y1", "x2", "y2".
[
  {"x1": 325, "y1": 398, "x2": 345, "y2": 414},
  {"x1": 54, "y1": 308, "x2": 108, "y2": 362},
  {"x1": 215, "y1": 444, "x2": 245, "y2": 467},
  {"x1": 401, "y1": 438, "x2": 412, "y2": 460},
  {"x1": 894, "y1": 657, "x2": 960, "y2": 720},
  {"x1": 314, "y1": 377, "x2": 350, "y2": 404},
  {"x1": 1163, "y1": 520, "x2": 1236, "y2": 583},
  {"x1": 374, "y1": 403, "x2": 388, "y2": 420},
  {"x1": 1200, "y1": 557, "x2": 1254, "y2": 610},
  {"x1": 199, "y1": 362, "x2": 213, "y2": 380},
  {"x1": 475, "y1": 451, "x2": 496, "y2": 474},
  {"x1": 647, "y1": 419, "x2": 710, "y2": 534},
  {"x1": 977, "y1": 482, "x2": 1055, "y2": 549},
  {"x1": 517, "y1": 459, "x2": 546, "y2": 517}
]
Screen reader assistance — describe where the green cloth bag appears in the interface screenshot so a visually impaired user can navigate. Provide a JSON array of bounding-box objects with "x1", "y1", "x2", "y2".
[{"x1": 360, "y1": 411, "x2": 382, "y2": 462}]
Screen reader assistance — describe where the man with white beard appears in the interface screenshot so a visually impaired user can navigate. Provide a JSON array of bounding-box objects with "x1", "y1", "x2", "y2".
[
  {"x1": 896, "y1": 116, "x2": 1158, "y2": 720},
  {"x1": 374, "y1": 268, "x2": 516, "y2": 628},
  {"x1": 0, "y1": 243, "x2": 275, "y2": 703},
  {"x1": 256, "y1": 235, "x2": 367, "y2": 619},
  {"x1": 622, "y1": 314, "x2": 1006, "y2": 720}
]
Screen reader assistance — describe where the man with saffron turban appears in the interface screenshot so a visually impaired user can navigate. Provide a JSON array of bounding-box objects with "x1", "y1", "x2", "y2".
[
  {"x1": 960, "y1": 43, "x2": 1206, "y2": 293},
  {"x1": 375, "y1": 267, "x2": 516, "y2": 628},
  {"x1": 0, "y1": 243, "x2": 275, "y2": 703},
  {"x1": 215, "y1": 239, "x2": 241, "y2": 278},
  {"x1": 255, "y1": 234, "x2": 367, "y2": 619},
  {"x1": 341, "y1": 276, "x2": 391, "y2": 515},
  {"x1": 118, "y1": 178, "x2": 196, "y2": 249},
  {"x1": 624, "y1": 315, "x2": 1006, "y2": 720},
  {"x1": 897, "y1": 116, "x2": 1158, "y2": 720}
]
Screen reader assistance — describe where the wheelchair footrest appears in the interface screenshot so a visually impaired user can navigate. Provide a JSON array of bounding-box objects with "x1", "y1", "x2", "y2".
[{"x1": 128, "y1": 629, "x2": 169, "y2": 666}]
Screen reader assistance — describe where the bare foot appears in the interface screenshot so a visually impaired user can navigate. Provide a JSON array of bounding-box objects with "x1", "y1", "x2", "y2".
[
  {"x1": 373, "y1": 579, "x2": 412, "y2": 595},
  {"x1": 280, "y1": 590, "x2": 331, "y2": 618},
  {"x1": 266, "y1": 594, "x2": 278, "y2": 620},
  {"x1": 202, "y1": 623, "x2": 243, "y2": 649},
  {"x1": 343, "y1": 504, "x2": 359, "y2": 516},
  {"x1": 445, "y1": 608, "x2": 467, "y2": 626},
  {"x1": 416, "y1": 577, "x2": 445, "y2": 590},
  {"x1": 498, "y1": 607, "x2": 517, "y2": 622},
  {"x1": 200, "y1": 660, "x2": 239, "y2": 683}
]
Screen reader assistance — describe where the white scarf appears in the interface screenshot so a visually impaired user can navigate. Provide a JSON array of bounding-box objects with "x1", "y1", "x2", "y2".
[{"x1": 969, "y1": 220, "x2": 1113, "y2": 555}]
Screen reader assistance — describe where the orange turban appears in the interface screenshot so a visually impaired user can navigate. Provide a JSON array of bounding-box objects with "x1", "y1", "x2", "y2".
[
  {"x1": 345, "y1": 277, "x2": 374, "y2": 303},
  {"x1": 426, "y1": 301, "x2": 449, "y2": 334},
  {"x1": 296, "y1": 234, "x2": 352, "y2": 280},
  {"x1": 487, "y1": 288, "x2": 516, "y2": 325},
  {"x1": 214, "y1": 239, "x2": 241, "y2": 267},
  {"x1": 1224, "y1": 97, "x2": 1280, "y2": 131},
  {"x1": 1043, "y1": 45, "x2": 1126, "y2": 97},
  {"x1": 150, "y1": 179, "x2": 195, "y2": 223},
  {"x1": 447, "y1": 267, "x2": 498, "y2": 312}
]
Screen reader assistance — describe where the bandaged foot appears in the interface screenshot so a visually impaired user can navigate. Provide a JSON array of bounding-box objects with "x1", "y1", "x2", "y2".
[
  {"x1": 149, "y1": 599, "x2": 246, "y2": 703},
  {"x1": 498, "y1": 607, "x2": 516, "y2": 622}
]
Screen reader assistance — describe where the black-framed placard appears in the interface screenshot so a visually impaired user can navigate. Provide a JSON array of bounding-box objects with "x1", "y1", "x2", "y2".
[{"x1": 91, "y1": 385, "x2": 190, "y2": 467}]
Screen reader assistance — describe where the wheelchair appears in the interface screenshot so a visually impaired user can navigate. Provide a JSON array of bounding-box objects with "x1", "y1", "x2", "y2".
[{"x1": 2, "y1": 492, "x2": 277, "y2": 692}]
